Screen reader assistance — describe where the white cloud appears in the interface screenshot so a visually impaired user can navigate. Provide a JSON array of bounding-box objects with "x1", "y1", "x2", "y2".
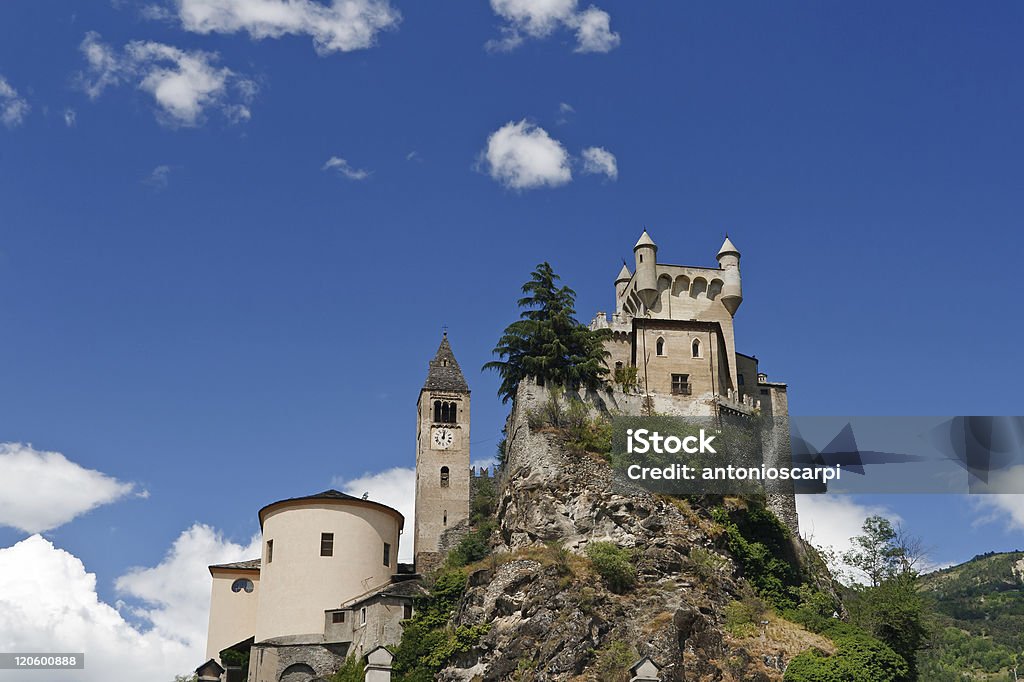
[
  {"x1": 571, "y1": 6, "x2": 619, "y2": 53},
  {"x1": 0, "y1": 75, "x2": 30, "y2": 128},
  {"x1": 0, "y1": 527, "x2": 259, "y2": 681},
  {"x1": 974, "y1": 494, "x2": 1024, "y2": 531},
  {"x1": 174, "y1": 0, "x2": 401, "y2": 56},
  {"x1": 78, "y1": 31, "x2": 257, "y2": 127},
  {"x1": 116, "y1": 524, "x2": 261, "y2": 653},
  {"x1": 64, "y1": 108, "x2": 77, "y2": 127},
  {"x1": 333, "y1": 467, "x2": 415, "y2": 561},
  {"x1": 796, "y1": 495, "x2": 900, "y2": 584},
  {"x1": 581, "y1": 145, "x2": 617, "y2": 180},
  {"x1": 144, "y1": 164, "x2": 173, "y2": 189},
  {"x1": 0, "y1": 443, "x2": 135, "y2": 534},
  {"x1": 487, "y1": 0, "x2": 619, "y2": 53},
  {"x1": 322, "y1": 156, "x2": 371, "y2": 180},
  {"x1": 482, "y1": 119, "x2": 572, "y2": 190}
]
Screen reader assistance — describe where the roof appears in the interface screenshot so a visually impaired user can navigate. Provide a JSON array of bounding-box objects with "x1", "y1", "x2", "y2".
[
  {"x1": 615, "y1": 263, "x2": 632, "y2": 282},
  {"x1": 633, "y1": 229, "x2": 657, "y2": 249},
  {"x1": 717, "y1": 235, "x2": 740, "y2": 257},
  {"x1": 257, "y1": 489, "x2": 405, "y2": 529},
  {"x1": 209, "y1": 558, "x2": 261, "y2": 573},
  {"x1": 343, "y1": 576, "x2": 429, "y2": 608},
  {"x1": 422, "y1": 334, "x2": 469, "y2": 392}
]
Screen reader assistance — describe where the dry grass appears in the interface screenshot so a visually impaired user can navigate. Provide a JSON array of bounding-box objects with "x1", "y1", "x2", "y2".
[{"x1": 726, "y1": 612, "x2": 836, "y2": 659}]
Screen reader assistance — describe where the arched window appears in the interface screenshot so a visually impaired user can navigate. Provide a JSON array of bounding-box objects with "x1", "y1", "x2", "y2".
[
  {"x1": 443, "y1": 510, "x2": 448, "y2": 525},
  {"x1": 692, "y1": 338, "x2": 701, "y2": 358},
  {"x1": 656, "y1": 337, "x2": 666, "y2": 356},
  {"x1": 433, "y1": 400, "x2": 442, "y2": 423},
  {"x1": 231, "y1": 578, "x2": 254, "y2": 593},
  {"x1": 440, "y1": 466, "x2": 450, "y2": 487}
]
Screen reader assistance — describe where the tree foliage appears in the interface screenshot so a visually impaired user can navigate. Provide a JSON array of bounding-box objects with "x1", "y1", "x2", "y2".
[
  {"x1": 484, "y1": 262, "x2": 610, "y2": 402},
  {"x1": 784, "y1": 635, "x2": 909, "y2": 682}
]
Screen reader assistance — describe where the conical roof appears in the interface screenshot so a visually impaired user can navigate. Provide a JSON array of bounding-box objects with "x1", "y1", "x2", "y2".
[
  {"x1": 423, "y1": 334, "x2": 469, "y2": 392},
  {"x1": 615, "y1": 263, "x2": 632, "y2": 282},
  {"x1": 717, "y1": 236, "x2": 740, "y2": 258},
  {"x1": 633, "y1": 230, "x2": 656, "y2": 249}
]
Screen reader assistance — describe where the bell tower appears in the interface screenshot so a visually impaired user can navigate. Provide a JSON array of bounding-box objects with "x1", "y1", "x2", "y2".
[{"x1": 414, "y1": 333, "x2": 471, "y2": 571}]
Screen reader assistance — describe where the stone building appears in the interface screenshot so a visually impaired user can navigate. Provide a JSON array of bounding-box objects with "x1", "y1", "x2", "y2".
[
  {"x1": 590, "y1": 230, "x2": 788, "y2": 420},
  {"x1": 198, "y1": 335, "x2": 471, "y2": 682},
  {"x1": 590, "y1": 230, "x2": 797, "y2": 530}
]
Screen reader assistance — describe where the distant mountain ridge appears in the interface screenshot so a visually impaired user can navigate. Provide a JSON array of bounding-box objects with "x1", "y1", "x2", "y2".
[{"x1": 918, "y1": 550, "x2": 1024, "y2": 680}]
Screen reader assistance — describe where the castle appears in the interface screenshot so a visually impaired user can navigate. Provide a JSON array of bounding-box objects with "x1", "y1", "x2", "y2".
[{"x1": 197, "y1": 230, "x2": 791, "y2": 682}]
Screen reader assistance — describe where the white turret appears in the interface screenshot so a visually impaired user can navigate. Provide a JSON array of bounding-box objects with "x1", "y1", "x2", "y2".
[
  {"x1": 716, "y1": 236, "x2": 743, "y2": 315},
  {"x1": 633, "y1": 230, "x2": 658, "y2": 308},
  {"x1": 614, "y1": 263, "x2": 631, "y2": 313}
]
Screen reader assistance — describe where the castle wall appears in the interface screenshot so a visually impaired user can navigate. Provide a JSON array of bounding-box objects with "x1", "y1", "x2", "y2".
[{"x1": 255, "y1": 503, "x2": 400, "y2": 643}]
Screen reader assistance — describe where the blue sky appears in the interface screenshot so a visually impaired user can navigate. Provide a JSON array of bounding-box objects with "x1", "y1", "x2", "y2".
[{"x1": 1, "y1": 1, "x2": 1023, "y2": 677}]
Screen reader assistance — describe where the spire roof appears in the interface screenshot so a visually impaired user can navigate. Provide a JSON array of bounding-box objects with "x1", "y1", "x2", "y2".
[
  {"x1": 633, "y1": 230, "x2": 656, "y2": 249},
  {"x1": 423, "y1": 334, "x2": 469, "y2": 392},
  {"x1": 615, "y1": 263, "x2": 632, "y2": 281},
  {"x1": 717, "y1": 235, "x2": 740, "y2": 258}
]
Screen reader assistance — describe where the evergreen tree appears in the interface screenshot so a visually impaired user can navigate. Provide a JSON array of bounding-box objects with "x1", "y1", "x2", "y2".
[{"x1": 484, "y1": 262, "x2": 610, "y2": 402}]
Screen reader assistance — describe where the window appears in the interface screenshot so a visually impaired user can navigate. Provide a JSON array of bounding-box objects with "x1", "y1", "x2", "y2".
[
  {"x1": 433, "y1": 400, "x2": 457, "y2": 424},
  {"x1": 332, "y1": 611, "x2": 345, "y2": 624},
  {"x1": 443, "y1": 510, "x2": 447, "y2": 525},
  {"x1": 266, "y1": 539, "x2": 273, "y2": 564},
  {"x1": 360, "y1": 608, "x2": 367, "y2": 626},
  {"x1": 440, "y1": 466, "x2": 450, "y2": 488},
  {"x1": 320, "y1": 532, "x2": 334, "y2": 557},
  {"x1": 760, "y1": 389, "x2": 770, "y2": 396},
  {"x1": 691, "y1": 338, "x2": 701, "y2": 358},
  {"x1": 656, "y1": 337, "x2": 665, "y2": 356},
  {"x1": 383, "y1": 542, "x2": 391, "y2": 566},
  {"x1": 671, "y1": 374, "x2": 691, "y2": 395},
  {"x1": 615, "y1": 361, "x2": 624, "y2": 370},
  {"x1": 738, "y1": 374, "x2": 745, "y2": 386},
  {"x1": 403, "y1": 604, "x2": 413, "y2": 620},
  {"x1": 231, "y1": 578, "x2": 254, "y2": 593}
]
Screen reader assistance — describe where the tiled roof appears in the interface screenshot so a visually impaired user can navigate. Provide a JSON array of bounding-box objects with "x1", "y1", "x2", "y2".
[
  {"x1": 210, "y1": 558, "x2": 261, "y2": 571},
  {"x1": 423, "y1": 334, "x2": 468, "y2": 392}
]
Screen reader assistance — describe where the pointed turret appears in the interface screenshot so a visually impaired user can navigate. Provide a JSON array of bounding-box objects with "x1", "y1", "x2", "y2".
[
  {"x1": 423, "y1": 333, "x2": 469, "y2": 392},
  {"x1": 716, "y1": 235, "x2": 743, "y2": 315},
  {"x1": 633, "y1": 230, "x2": 659, "y2": 308},
  {"x1": 615, "y1": 263, "x2": 632, "y2": 313}
]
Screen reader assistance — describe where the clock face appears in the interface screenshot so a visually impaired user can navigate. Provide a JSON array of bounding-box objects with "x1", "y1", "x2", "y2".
[{"x1": 432, "y1": 428, "x2": 454, "y2": 450}]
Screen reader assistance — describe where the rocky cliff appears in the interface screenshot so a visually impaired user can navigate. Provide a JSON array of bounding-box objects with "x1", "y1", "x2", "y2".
[{"x1": 437, "y1": 380, "x2": 835, "y2": 682}]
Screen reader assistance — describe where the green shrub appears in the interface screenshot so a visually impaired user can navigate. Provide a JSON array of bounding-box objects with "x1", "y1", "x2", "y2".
[
  {"x1": 329, "y1": 655, "x2": 365, "y2": 682},
  {"x1": 784, "y1": 635, "x2": 909, "y2": 682},
  {"x1": 711, "y1": 504, "x2": 799, "y2": 609},
  {"x1": 447, "y1": 522, "x2": 495, "y2": 567},
  {"x1": 724, "y1": 593, "x2": 767, "y2": 637},
  {"x1": 591, "y1": 641, "x2": 636, "y2": 682},
  {"x1": 585, "y1": 542, "x2": 637, "y2": 593},
  {"x1": 392, "y1": 570, "x2": 490, "y2": 682}
]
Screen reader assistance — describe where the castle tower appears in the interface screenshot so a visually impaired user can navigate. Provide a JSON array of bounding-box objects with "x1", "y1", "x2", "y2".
[
  {"x1": 716, "y1": 236, "x2": 743, "y2": 316},
  {"x1": 633, "y1": 230, "x2": 659, "y2": 309},
  {"x1": 614, "y1": 263, "x2": 632, "y2": 313},
  {"x1": 414, "y1": 333, "x2": 471, "y2": 571}
]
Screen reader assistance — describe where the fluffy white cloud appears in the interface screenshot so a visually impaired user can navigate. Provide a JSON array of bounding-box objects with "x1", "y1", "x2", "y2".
[
  {"x1": 0, "y1": 76, "x2": 30, "y2": 128},
  {"x1": 174, "y1": 0, "x2": 400, "y2": 55},
  {"x1": 0, "y1": 443, "x2": 135, "y2": 534},
  {"x1": 322, "y1": 155, "x2": 371, "y2": 180},
  {"x1": 581, "y1": 145, "x2": 617, "y2": 180},
  {"x1": 974, "y1": 494, "x2": 1024, "y2": 531},
  {"x1": 116, "y1": 524, "x2": 261, "y2": 654},
  {"x1": 78, "y1": 32, "x2": 257, "y2": 127},
  {"x1": 64, "y1": 108, "x2": 77, "y2": 127},
  {"x1": 0, "y1": 526, "x2": 259, "y2": 681},
  {"x1": 796, "y1": 495, "x2": 900, "y2": 584},
  {"x1": 333, "y1": 467, "x2": 415, "y2": 561},
  {"x1": 482, "y1": 120, "x2": 572, "y2": 190},
  {"x1": 571, "y1": 6, "x2": 619, "y2": 53},
  {"x1": 487, "y1": 0, "x2": 619, "y2": 53}
]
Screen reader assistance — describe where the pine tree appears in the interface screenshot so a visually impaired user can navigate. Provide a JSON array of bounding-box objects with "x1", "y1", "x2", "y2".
[{"x1": 484, "y1": 262, "x2": 610, "y2": 403}]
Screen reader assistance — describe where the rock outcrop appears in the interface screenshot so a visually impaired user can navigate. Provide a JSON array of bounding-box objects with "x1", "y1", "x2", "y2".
[{"x1": 438, "y1": 380, "x2": 829, "y2": 681}]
